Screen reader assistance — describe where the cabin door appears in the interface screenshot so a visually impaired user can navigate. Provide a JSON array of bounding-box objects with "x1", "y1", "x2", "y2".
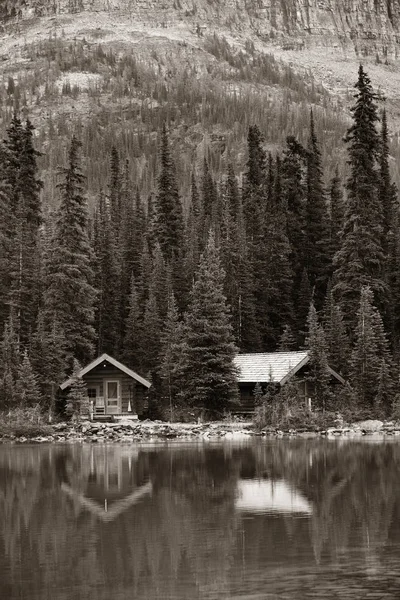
[{"x1": 105, "y1": 380, "x2": 120, "y2": 414}]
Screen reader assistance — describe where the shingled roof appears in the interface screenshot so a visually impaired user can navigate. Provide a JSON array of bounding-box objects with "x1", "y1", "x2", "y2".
[{"x1": 234, "y1": 351, "x2": 345, "y2": 385}]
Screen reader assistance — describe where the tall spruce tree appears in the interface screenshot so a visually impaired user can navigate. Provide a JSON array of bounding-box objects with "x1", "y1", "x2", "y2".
[
  {"x1": 93, "y1": 192, "x2": 120, "y2": 356},
  {"x1": 350, "y1": 286, "x2": 393, "y2": 413},
  {"x1": 122, "y1": 275, "x2": 142, "y2": 371},
  {"x1": 158, "y1": 292, "x2": 184, "y2": 418},
  {"x1": 305, "y1": 111, "x2": 331, "y2": 305},
  {"x1": 30, "y1": 310, "x2": 66, "y2": 411},
  {"x1": 2, "y1": 118, "x2": 43, "y2": 345},
  {"x1": 282, "y1": 136, "x2": 307, "y2": 284},
  {"x1": 329, "y1": 166, "x2": 345, "y2": 260},
  {"x1": 0, "y1": 313, "x2": 20, "y2": 409},
  {"x1": 154, "y1": 124, "x2": 184, "y2": 262},
  {"x1": 333, "y1": 66, "x2": 387, "y2": 326},
  {"x1": 43, "y1": 136, "x2": 97, "y2": 369},
  {"x1": 14, "y1": 350, "x2": 41, "y2": 407},
  {"x1": 305, "y1": 303, "x2": 332, "y2": 411},
  {"x1": 177, "y1": 232, "x2": 238, "y2": 417}
]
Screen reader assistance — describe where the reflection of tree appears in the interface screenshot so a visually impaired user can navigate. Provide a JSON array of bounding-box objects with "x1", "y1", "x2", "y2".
[
  {"x1": 0, "y1": 445, "x2": 241, "y2": 600},
  {"x1": 1, "y1": 441, "x2": 400, "y2": 599}
]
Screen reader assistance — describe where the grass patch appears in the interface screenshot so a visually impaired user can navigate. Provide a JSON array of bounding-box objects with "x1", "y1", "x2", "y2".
[{"x1": 0, "y1": 405, "x2": 54, "y2": 438}]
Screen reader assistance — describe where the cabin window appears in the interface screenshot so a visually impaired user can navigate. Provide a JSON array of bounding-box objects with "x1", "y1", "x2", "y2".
[{"x1": 87, "y1": 388, "x2": 97, "y2": 399}]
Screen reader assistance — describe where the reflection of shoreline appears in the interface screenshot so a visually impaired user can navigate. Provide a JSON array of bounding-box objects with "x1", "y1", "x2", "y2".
[{"x1": 236, "y1": 479, "x2": 312, "y2": 515}]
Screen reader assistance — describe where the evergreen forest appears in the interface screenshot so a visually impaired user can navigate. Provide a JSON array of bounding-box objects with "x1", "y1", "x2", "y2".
[{"x1": 1, "y1": 64, "x2": 400, "y2": 420}]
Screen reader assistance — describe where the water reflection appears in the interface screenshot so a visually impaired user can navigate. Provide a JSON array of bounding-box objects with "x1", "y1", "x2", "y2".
[{"x1": 0, "y1": 440, "x2": 400, "y2": 599}]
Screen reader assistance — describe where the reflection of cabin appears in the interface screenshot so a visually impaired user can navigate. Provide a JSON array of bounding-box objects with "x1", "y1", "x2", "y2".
[
  {"x1": 234, "y1": 351, "x2": 345, "y2": 412},
  {"x1": 60, "y1": 354, "x2": 151, "y2": 419},
  {"x1": 236, "y1": 479, "x2": 312, "y2": 514},
  {"x1": 60, "y1": 447, "x2": 152, "y2": 522}
]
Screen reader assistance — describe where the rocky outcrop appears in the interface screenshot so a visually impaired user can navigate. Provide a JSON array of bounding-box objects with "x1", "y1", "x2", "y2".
[{"x1": 10, "y1": 0, "x2": 400, "y2": 56}]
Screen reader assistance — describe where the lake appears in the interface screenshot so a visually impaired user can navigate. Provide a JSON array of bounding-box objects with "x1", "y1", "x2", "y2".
[{"x1": 0, "y1": 439, "x2": 400, "y2": 599}]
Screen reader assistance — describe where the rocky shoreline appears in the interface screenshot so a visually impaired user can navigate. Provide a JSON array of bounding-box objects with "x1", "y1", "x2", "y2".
[{"x1": 1, "y1": 418, "x2": 400, "y2": 444}]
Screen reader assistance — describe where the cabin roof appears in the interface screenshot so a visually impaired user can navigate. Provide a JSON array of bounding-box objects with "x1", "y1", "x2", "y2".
[
  {"x1": 60, "y1": 353, "x2": 152, "y2": 390},
  {"x1": 234, "y1": 351, "x2": 345, "y2": 385}
]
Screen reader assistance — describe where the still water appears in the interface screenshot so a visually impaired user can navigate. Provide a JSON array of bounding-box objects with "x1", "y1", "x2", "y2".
[{"x1": 1, "y1": 439, "x2": 400, "y2": 599}]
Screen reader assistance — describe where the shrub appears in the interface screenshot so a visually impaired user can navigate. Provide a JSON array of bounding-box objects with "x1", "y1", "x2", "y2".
[{"x1": 0, "y1": 405, "x2": 53, "y2": 437}]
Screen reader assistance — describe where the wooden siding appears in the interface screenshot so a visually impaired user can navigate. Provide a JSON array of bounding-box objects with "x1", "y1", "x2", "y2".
[{"x1": 83, "y1": 365, "x2": 147, "y2": 415}]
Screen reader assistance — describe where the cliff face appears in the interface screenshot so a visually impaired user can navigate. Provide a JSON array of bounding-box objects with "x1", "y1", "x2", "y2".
[{"x1": 10, "y1": 0, "x2": 400, "y2": 56}]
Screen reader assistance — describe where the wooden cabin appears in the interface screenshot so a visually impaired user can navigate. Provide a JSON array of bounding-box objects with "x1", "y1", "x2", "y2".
[
  {"x1": 234, "y1": 351, "x2": 345, "y2": 413},
  {"x1": 60, "y1": 354, "x2": 151, "y2": 419}
]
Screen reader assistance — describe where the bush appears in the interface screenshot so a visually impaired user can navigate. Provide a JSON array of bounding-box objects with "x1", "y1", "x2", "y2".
[
  {"x1": 0, "y1": 405, "x2": 53, "y2": 437},
  {"x1": 253, "y1": 380, "x2": 339, "y2": 431}
]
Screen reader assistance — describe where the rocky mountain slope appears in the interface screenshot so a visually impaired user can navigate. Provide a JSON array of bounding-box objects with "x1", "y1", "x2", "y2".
[{"x1": 1, "y1": 0, "x2": 400, "y2": 197}]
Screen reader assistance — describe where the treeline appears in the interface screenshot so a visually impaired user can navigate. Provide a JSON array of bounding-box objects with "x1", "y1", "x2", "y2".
[{"x1": 1, "y1": 65, "x2": 400, "y2": 419}]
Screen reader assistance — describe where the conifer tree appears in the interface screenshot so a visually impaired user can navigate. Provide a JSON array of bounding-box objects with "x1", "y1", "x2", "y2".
[
  {"x1": 158, "y1": 293, "x2": 184, "y2": 418},
  {"x1": 122, "y1": 276, "x2": 142, "y2": 371},
  {"x1": 333, "y1": 66, "x2": 387, "y2": 326},
  {"x1": 0, "y1": 313, "x2": 20, "y2": 409},
  {"x1": 305, "y1": 303, "x2": 332, "y2": 411},
  {"x1": 282, "y1": 136, "x2": 307, "y2": 283},
  {"x1": 305, "y1": 111, "x2": 331, "y2": 305},
  {"x1": 3, "y1": 118, "x2": 43, "y2": 344},
  {"x1": 379, "y1": 108, "x2": 397, "y2": 247},
  {"x1": 329, "y1": 166, "x2": 345, "y2": 260},
  {"x1": 93, "y1": 193, "x2": 120, "y2": 356},
  {"x1": 322, "y1": 286, "x2": 350, "y2": 376},
  {"x1": 177, "y1": 232, "x2": 238, "y2": 417},
  {"x1": 65, "y1": 359, "x2": 88, "y2": 419},
  {"x1": 43, "y1": 136, "x2": 97, "y2": 368},
  {"x1": 29, "y1": 310, "x2": 66, "y2": 411},
  {"x1": 108, "y1": 146, "x2": 122, "y2": 232},
  {"x1": 278, "y1": 325, "x2": 297, "y2": 351},
  {"x1": 350, "y1": 286, "x2": 393, "y2": 412},
  {"x1": 261, "y1": 156, "x2": 294, "y2": 348},
  {"x1": 141, "y1": 285, "x2": 162, "y2": 378},
  {"x1": 296, "y1": 268, "x2": 313, "y2": 346},
  {"x1": 154, "y1": 124, "x2": 184, "y2": 262},
  {"x1": 14, "y1": 350, "x2": 41, "y2": 407}
]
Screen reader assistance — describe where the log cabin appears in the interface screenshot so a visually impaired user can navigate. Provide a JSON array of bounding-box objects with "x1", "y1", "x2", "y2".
[
  {"x1": 59, "y1": 353, "x2": 151, "y2": 419},
  {"x1": 233, "y1": 351, "x2": 345, "y2": 413}
]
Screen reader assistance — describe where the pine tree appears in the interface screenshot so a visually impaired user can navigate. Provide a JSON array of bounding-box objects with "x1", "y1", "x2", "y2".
[
  {"x1": 177, "y1": 232, "x2": 238, "y2": 417},
  {"x1": 1, "y1": 118, "x2": 43, "y2": 345},
  {"x1": 14, "y1": 350, "x2": 41, "y2": 407},
  {"x1": 350, "y1": 286, "x2": 393, "y2": 413},
  {"x1": 65, "y1": 358, "x2": 88, "y2": 419},
  {"x1": 158, "y1": 293, "x2": 184, "y2": 419},
  {"x1": 260, "y1": 155, "x2": 294, "y2": 348},
  {"x1": 333, "y1": 66, "x2": 387, "y2": 326},
  {"x1": 322, "y1": 287, "x2": 351, "y2": 376},
  {"x1": 43, "y1": 136, "x2": 97, "y2": 368},
  {"x1": 329, "y1": 166, "x2": 345, "y2": 259},
  {"x1": 141, "y1": 285, "x2": 162, "y2": 378},
  {"x1": 379, "y1": 108, "x2": 397, "y2": 247},
  {"x1": 154, "y1": 124, "x2": 184, "y2": 262},
  {"x1": 282, "y1": 136, "x2": 307, "y2": 283},
  {"x1": 93, "y1": 192, "x2": 120, "y2": 356},
  {"x1": 122, "y1": 276, "x2": 142, "y2": 372},
  {"x1": 305, "y1": 303, "x2": 332, "y2": 411},
  {"x1": 0, "y1": 313, "x2": 20, "y2": 409},
  {"x1": 29, "y1": 310, "x2": 66, "y2": 411},
  {"x1": 305, "y1": 111, "x2": 331, "y2": 305},
  {"x1": 296, "y1": 268, "x2": 313, "y2": 346},
  {"x1": 278, "y1": 325, "x2": 297, "y2": 351}
]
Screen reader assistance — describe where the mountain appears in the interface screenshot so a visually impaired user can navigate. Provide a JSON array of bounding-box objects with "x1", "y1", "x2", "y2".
[{"x1": 1, "y1": 0, "x2": 400, "y2": 199}]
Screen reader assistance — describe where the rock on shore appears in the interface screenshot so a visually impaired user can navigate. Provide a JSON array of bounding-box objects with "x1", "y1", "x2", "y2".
[{"x1": 1, "y1": 418, "x2": 400, "y2": 443}]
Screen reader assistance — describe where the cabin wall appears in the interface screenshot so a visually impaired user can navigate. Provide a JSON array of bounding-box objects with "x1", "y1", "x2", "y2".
[{"x1": 83, "y1": 365, "x2": 147, "y2": 415}]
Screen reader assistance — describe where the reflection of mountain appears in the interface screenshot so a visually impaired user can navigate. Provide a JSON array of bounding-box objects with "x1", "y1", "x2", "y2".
[
  {"x1": 1, "y1": 441, "x2": 400, "y2": 599},
  {"x1": 236, "y1": 479, "x2": 312, "y2": 515}
]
